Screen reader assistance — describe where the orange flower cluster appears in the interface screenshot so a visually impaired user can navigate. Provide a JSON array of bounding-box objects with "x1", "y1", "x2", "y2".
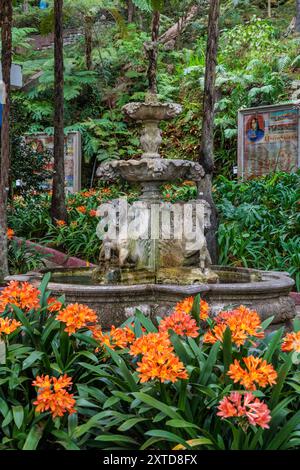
[
  {"x1": 228, "y1": 356, "x2": 277, "y2": 390},
  {"x1": 89, "y1": 209, "x2": 97, "y2": 217},
  {"x1": 81, "y1": 189, "x2": 97, "y2": 198},
  {"x1": 217, "y1": 392, "x2": 271, "y2": 429},
  {"x1": 203, "y1": 306, "x2": 264, "y2": 346},
  {"x1": 0, "y1": 317, "x2": 21, "y2": 336},
  {"x1": 7, "y1": 228, "x2": 14, "y2": 240},
  {"x1": 56, "y1": 303, "x2": 97, "y2": 335},
  {"x1": 32, "y1": 374, "x2": 76, "y2": 419},
  {"x1": 47, "y1": 297, "x2": 63, "y2": 313},
  {"x1": 55, "y1": 219, "x2": 66, "y2": 227},
  {"x1": 90, "y1": 324, "x2": 135, "y2": 350},
  {"x1": 130, "y1": 332, "x2": 188, "y2": 383},
  {"x1": 159, "y1": 310, "x2": 199, "y2": 337},
  {"x1": 101, "y1": 188, "x2": 111, "y2": 195},
  {"x1": 76, "y1": 206, "x2": 86, "y2": 214},
  {"x1": 282, "y1": 331, "x2": 300, "y2": 353},
  {"x1": 174, "y1": 296, "x2": 209, "y2": 321},
  {"x1": 0, "y1": 281, "x2": 40, "y2": 313}
]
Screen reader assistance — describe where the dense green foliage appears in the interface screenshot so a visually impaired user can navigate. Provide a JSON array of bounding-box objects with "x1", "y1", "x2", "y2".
[
  {"x1": 6, "y1": 1, "x2": 300, "y2": 180},
  {"x1": 215, "y1": 172, "x2": 300, "y2": 290},
  {"x1": 10, "y1": 137, "x2": 53, "y2": 195}
]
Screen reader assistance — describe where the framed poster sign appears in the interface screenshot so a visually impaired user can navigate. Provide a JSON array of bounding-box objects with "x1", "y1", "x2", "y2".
[
  {"x1": 238, "y1": 103, "x2": 300, "y2": 179},
  {"x1": 26, "y1": 131, "x2": 82, "y2": 193}
]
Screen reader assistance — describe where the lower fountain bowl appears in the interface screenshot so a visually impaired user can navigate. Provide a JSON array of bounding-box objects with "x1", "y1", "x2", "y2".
[{"x1": 8, "y1": 266, "x2": 296, "y2": 329}]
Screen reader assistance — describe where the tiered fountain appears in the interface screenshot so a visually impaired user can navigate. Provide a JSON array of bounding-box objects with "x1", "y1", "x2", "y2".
[{"x1": 11, "y1": 93, "x2": 296, "y2": 329}]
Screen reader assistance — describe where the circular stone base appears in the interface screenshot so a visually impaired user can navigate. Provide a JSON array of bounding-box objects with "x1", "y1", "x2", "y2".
[{"x1": 6, "y1": 266, "x2": 296, "y2": 329}]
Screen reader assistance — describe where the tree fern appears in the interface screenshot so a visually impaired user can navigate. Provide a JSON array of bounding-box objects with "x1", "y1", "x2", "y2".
[
  {"x1": 132, "y1": 0, "x2": 164, "y2": 12},
  {"x1": 248, "y1": 84, "x2": 275, "y2": 101},
  {"x1": 276, "y1": 55, "x2": 291, "y2": 72},
  {"x1": 291, "y1": 55, "x2": 300, "y2": 68}
]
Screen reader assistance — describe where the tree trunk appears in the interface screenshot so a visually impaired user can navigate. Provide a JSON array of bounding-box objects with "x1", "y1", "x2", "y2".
[
  {"x1": 198, "y1": 0, "x2": 220, "y2": 264},
  {"x1": 84, "y1": 15, "x2": 93, "y2": 70},
  {"x1": 296, "y1": 0, "x2": 300, "y2": 32},
  {"x1": 145, "y1": 10, "x2": 160, "y2": 94},
  {"x1": 127, "y1": 0, "x2": 135, "y2": 23},
  {"x1": 267, "y1": 0, "x2": 271, "y2": 18},
  {"x1": 51, "y1": 0, "x2": 67, "y2": 224},
  {"x1": 158, "y1": 5, "x2": 199, "y2": 45},
  {"x1": 0, "y1": 0, "x2": 12, "y2": 282}
]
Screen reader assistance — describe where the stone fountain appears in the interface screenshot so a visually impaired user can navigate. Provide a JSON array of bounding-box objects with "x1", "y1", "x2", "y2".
[{"x1": 9, "y1": 94, "x2": 296, "y2": 329}]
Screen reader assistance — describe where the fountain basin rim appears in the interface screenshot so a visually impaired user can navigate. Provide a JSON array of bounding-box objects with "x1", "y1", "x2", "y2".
[
  {"x1": 13, "y1": 266, "x2": 295, "y2": 297},
  {"x1": 122, "y1": 101, "x2": 183, "y2": 121}
]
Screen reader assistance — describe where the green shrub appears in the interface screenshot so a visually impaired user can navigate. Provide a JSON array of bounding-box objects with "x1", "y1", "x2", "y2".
[{"x1": 215, "y1": 172, "x2": 300, "y2": 290}]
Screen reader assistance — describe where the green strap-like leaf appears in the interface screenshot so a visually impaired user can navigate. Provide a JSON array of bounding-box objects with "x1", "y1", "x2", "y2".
[
  {"x1": 23, "y1": 424, "x2": 44, "y2": 450},
  {"x1": 132, "y1": 392, "x2": 182, "y2": 420},
  {"x1": 12, "y1": 405, "x2": 24, "y2": 430}
]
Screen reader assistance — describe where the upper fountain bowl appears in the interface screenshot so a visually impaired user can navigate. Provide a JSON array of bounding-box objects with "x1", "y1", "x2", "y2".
[{"x1": 123, "y1": 97, "x2": 182, "y2": 122}]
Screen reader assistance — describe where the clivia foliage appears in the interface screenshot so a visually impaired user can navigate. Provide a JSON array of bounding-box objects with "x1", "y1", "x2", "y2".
[{"x1": 0, "y1": 277, "x2": 299, "y2": 450}]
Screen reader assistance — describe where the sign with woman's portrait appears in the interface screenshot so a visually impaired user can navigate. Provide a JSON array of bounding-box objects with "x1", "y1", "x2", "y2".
[
  {"x1": 246, "y1": 115, "x2": 265, "y2": 143},
  {"x1": 238, "y1": 103, "x2": 300, "y2": 179},
  {"x1": 25, "y1": 132, "x2": 82, "y2": 193}
]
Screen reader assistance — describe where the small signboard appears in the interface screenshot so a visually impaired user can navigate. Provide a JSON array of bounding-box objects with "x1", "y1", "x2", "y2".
[
  {"x1": 0, "y1": 64, "x2": 23, "y2": 98},
  {"x1": 238, "y1": 102, "x2": 300, "y2": 179},
  {"x1": 25, "y1": 132, "x2": 82, "y2": 193}
]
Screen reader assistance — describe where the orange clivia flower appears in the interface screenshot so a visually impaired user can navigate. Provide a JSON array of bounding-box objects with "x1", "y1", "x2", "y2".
[
  {"x1": 52, "y1": 374, "x2": 73, "y2": 392},
  {"x1": 76, "y1": 206, "x2": 86, "y2": 214},
  {"x1": 203, "y1": 323, "x2": 227, "y2": 344},
  {"x1": 130, "y1": 331, "x2": 188, "y2": 383},
  {"x1": 0, "y1": 317, "x2": 21, "y2": 336},
  {"x1": 228, "y1": 355, "x2": 277, "y2": 390},
  {"x1": 89, "y1": 325, "x2": 114, "y2": 349},
  {"x1": 217, "y1": 392, "x2": 271, "y2": 429},
  {"x1": 32, "y1": 375, "x2": 52, "y2": 389},
  {"x1": 130, "y1": 331, "x2": 173, "y2": 357},
  {"x1": 0, "y1": 281, "x2": 40, "y2": 313},
  {"x1": 56, "y1": 219, "x2": 66, "y2": 227},
  {"x1": 159, "y1": 310, "x2": 199, "y2": 338},
  {"x1": 89, "y1": 209, "x2": 97, "y2": 217},
  {"x1": 282, "y1": 331, "x2": 300, "y2": 353},
  {"x1": 47, "y1": 297, "x2": 63, "y2": 313},
  {"x1": 101, "y1": 188, "x2": 111, "y2": 195},
  {"x1": 203, "y1": 305, "x2": 264, "y2": 347},
  {"x1": 90, "y1": 324, "x2": 135, "y2": 350},
  {"x1": 32, "y1": 374, "x2": 76, "y2": 419},
  {"x1": 174, "y1": 296, "x2": 209, "y2": 321},
  {"x1": 136, "y1": 350, "x2": 188, "y2": 383},
  {"x1": 81, "y1": 189, "x2": 96, "y2": 198},
  {"x1": 7, "y1": 228, "x2": 14, "y2": 240},
  {"x1": 56, "y1": 303, "x2": 97, "y2": 335}
]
